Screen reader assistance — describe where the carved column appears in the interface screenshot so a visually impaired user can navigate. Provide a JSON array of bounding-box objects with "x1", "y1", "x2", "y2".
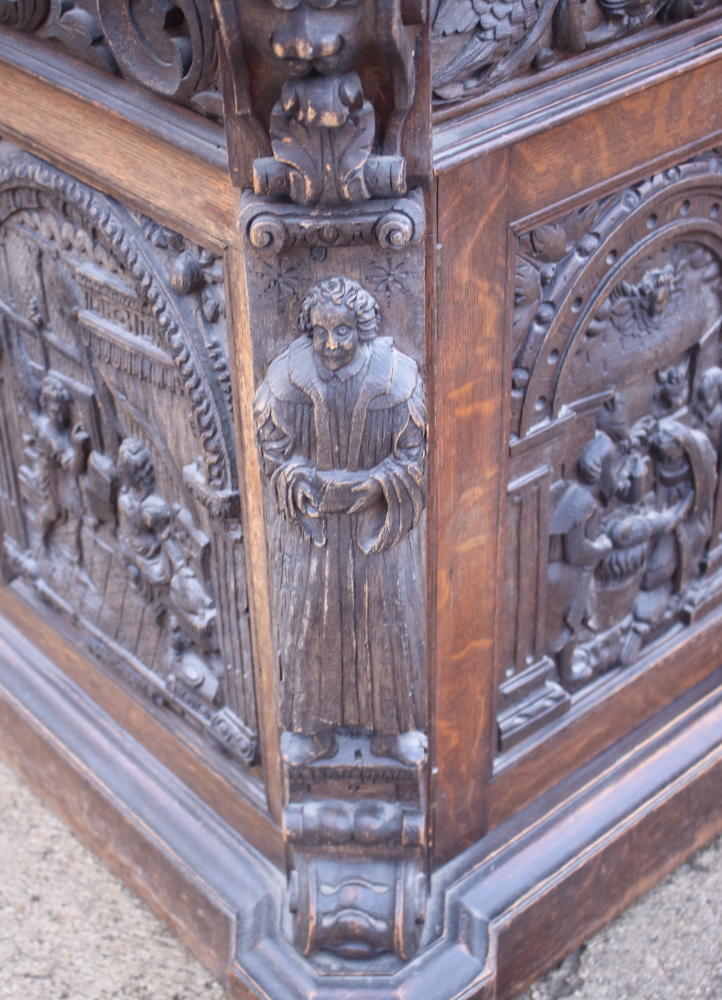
[{"x1": 213, "y1": 0, "x2": 431, "y2": 960}]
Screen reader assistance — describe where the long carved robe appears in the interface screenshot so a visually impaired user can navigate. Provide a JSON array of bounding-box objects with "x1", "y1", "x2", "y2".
[{"x1": 254, "y1": 334, "x2": 427, "y2": 737}]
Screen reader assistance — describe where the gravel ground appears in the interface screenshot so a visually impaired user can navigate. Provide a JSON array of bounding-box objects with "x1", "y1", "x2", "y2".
[{"x1": 1, "y1": 755, "x2": 721, "y2": 1000}]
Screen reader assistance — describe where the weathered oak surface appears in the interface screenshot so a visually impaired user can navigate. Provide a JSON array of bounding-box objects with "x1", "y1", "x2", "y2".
[{"x1": 0, "y1": 1, "x2": 721, "y2": 997}]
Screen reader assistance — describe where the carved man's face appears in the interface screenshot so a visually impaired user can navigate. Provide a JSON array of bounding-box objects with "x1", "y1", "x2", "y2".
[
  {"x1": 44, "y1": 394, "x2": 70, "y2": 431},
  {"x1": 244, "y1": 0, "x2": 373, "y2": 78},
  {"x1": 310, "y1": 301, "x2": 360, "y2": 371}
]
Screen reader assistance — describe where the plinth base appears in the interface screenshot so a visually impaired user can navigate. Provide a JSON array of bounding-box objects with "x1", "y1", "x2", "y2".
[{"x1": 1, "y1": 604, "x2": 722, "y2": 1000}]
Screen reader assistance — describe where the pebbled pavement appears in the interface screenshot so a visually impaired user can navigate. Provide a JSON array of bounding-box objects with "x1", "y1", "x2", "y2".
[{"x1": 1, "y1": 755, "x2": 721, "y2": 1000}]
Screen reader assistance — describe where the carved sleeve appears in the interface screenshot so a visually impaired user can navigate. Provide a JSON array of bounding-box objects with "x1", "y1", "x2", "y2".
[
  {"x1": 254, "y1": 379, "x2": 290, "y2": 472},
  {"x1": 358, "y1": 378, "x2": 427, "y2": 555}
]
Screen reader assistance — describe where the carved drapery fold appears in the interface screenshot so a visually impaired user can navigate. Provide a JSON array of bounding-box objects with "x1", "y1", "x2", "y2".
[{"x1": 500, "y1": 151, "x2": 722, "y2": 751}]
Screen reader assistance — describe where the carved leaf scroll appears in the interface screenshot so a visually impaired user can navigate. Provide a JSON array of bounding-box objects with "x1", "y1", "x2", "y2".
[
  {"x1": 0, "y1": 0, "x2": 223, "y2": 118},
  {"x1": 97, "y1": 0, "x2": 217, "y2": 102}
]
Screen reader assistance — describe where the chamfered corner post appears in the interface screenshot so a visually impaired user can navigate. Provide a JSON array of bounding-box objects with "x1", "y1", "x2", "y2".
[{"x1": 213, "y1": 0, "x2": 435, "y2": 961}]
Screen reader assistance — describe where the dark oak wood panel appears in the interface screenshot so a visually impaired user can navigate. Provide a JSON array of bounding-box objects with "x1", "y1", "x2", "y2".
[
  {"x1": 494, "y1": 706, "x2": 722, "y2": 998},
  {"x1": 490, "y1": 614, "x2": 722, "y2": 828},
  {"x1": 0, "y1": 35, "x2": 237, "y2": 250},
  {"x1": 432, "y1": 149, "x2": 511, "y2": 864},
  {"x1": 509, "y1": 53, "x2": 722, "y2": 222}
]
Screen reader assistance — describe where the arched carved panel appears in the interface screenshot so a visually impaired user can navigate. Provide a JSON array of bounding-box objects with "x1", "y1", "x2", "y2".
[
  {"x1": 0, "y1": 146, "x2": 258, "y2": 765},
  {"x1": 500, "y1": 151, "x2": 722, "y2": 751}
]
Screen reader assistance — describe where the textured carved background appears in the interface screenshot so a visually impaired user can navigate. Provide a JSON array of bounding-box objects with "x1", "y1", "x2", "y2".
[
  {"x1": 431, "y1": 0, "x2": 722, "y2": 103},
  {"x1": 499, "y1": 151, "x2": 722, "y2": 752},
  {"x1": 0, "y1": 144, "x2": 257, "y2": 764}
]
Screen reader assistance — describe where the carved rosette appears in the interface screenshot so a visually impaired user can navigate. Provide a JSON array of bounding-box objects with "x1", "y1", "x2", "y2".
[
  {"x1": 212, "y1": 0, "x2": 430, "y2": 964},
  {"x1": 0, "y1": 146, "x2": 258, "y2": 766},
  {"x1": 500, "y1": 151, "x2": 722, "y2": 752}
]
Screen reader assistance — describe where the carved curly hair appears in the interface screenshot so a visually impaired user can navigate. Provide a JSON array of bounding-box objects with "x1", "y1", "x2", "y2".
[
  {"x1": 299, "y1": 277, "x2": 380, "y2": 341},
  {"x1": 117, "y1": 437, "x2": 154, "y2": 487},
  {"x1": 39, "y1": 374, "x2": 72, "y2": 410}
]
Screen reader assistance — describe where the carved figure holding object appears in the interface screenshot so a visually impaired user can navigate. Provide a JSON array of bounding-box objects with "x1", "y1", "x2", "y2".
[
  {"x1": 33, "y1": 375, "x2": 89, "y2": 561},
  {"x1": 254, "y1": 277, "x2": 427, "y2": 766},
  {"x1": 117, "y1": 437, "x2": 172, "y2": 601}
]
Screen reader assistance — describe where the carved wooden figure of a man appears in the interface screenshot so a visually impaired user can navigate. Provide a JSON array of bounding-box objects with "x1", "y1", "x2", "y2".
[
  {"x1": 34, "y1": 374, "x2": 90, "y2": 560},
  {"x1": 117, "y1": 437, "x2": 172, "y2": 600},
  {"x1": 254, "y1": 277, "x2": 427, "y2": 765}
]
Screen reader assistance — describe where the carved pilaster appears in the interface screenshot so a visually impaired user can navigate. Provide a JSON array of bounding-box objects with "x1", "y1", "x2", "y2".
[{"x1": 213, "y1": 0, "x2": 430, "y2": 962}]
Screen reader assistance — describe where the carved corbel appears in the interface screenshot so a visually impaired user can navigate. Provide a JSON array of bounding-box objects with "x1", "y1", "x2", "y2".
[
  {"x1": 212, "y1": 0, "x2": 425, "y2": 200},
  {"x1": 213, "y1": 0, "x2": 431, "y2": 964}
]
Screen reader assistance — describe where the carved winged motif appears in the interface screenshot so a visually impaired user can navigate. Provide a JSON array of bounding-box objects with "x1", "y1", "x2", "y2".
[
  {"x1": 432, "y1": 0, "x2": 542, "y2": 100},
  {"x1": 431, "y1": 0, "x2": 722, "y2": 103}
]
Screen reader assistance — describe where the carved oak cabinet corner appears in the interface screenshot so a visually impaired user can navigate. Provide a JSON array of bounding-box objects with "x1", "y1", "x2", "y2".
[
  {"x1": 211, "y1": 0, "x2": 431, "y2": 960},
  {"x1": 1, "y1": 0, "x2": 722, "y2": 998}
]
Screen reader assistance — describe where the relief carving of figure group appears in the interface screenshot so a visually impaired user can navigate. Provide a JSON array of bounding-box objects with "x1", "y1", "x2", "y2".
[
  {"x1": 0, "y1": 154, "x2": 257, "y2": 764},
  {"x1": 547, "y1": 387, "x2": 717, "y2": 690},
  {"x1": 501, "y1": 156, "x2": 722, "y2": 751}
]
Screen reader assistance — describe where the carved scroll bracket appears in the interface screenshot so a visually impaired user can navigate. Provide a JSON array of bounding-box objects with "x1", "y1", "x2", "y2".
[
  {"x1": 283, "y1": 733, "x2": 427, "y2": 960},
  {"x1": 240, "y1": 187, "x2": 427, "y2": 253}
]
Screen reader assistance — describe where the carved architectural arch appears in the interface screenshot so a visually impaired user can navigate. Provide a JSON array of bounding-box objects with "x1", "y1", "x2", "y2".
[
  {"x1": 0, "y1": 146, "x2": 257, "y2": 765},
  {"x1": 500, "y1": 151, "x2": 722, "y2": 752},
  {"x1": 514, "y1": 156, "x2": 722, "y2": 437}
]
